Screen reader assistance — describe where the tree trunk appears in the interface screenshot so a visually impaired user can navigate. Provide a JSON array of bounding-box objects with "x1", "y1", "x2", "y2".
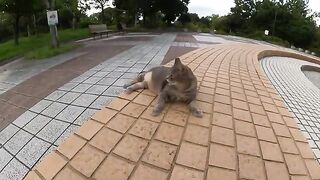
[
  {"x1": 33, "y1": 14, "x2": 38, "y2": 35},
  {"x1": 72, "y1": 14, "x2": 76, "y2": 30},
  {"x1": 14, "y1": 15, "x2": 20, "y2": 45},
  {"x1": 101, "y1": 5, "x2": 105, "y2": 23},
  {"x1": 46, "y1": 0, "x2": 59, "y2": 48}
]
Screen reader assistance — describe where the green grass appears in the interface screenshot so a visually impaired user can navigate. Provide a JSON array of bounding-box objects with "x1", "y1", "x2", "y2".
[
  {"x1": 25, "y1": 44, "x2": 80, "y2": 60},
  {"x1": 0, "y1": 28, "x2": 90, "y2": 62}
]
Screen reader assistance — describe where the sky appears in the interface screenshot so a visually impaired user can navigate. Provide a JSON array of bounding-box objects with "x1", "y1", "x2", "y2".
[
  {"x1": 188, "y1": 0, "x2": 320, "y2": 24},
  {"x1": 88, "y1": 0, "x2": 320, "y2": 25}
]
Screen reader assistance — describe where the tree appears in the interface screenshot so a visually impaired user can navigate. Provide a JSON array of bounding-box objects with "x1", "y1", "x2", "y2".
[
  {"x1": 155, "y1": 0, "x2": 189, "y2": 25},
  {"x1": 0, "y1": 0, "x2": 44, "y2": 45},
  {"x1": 90, "y1": 0, "x2": 109, "y2": 23},
  {"x1": 46, "y1": 0, "x2": 59, "y2": 48}
]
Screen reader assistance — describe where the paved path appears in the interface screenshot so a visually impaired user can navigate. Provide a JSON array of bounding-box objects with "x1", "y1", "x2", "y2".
[
  {"x1": 261, "y1": 57, "x2": 320, "y2": 162},
  {"x1": 25, "y1": 43, "x2": 320, "y2": 180}
]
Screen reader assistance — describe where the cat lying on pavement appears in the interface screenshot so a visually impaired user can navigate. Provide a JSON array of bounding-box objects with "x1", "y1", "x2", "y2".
[{"x1": 123, "y1": 58, "x2": 203, "y2": 117}]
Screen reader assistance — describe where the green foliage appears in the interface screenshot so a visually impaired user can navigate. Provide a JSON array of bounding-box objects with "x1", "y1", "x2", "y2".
[
  {"x1": 25, "y1": 44, "x2": 80, "y2": 59},
  {"x1": 0, "y1": 28, "x2": 89, "y2": 61}
]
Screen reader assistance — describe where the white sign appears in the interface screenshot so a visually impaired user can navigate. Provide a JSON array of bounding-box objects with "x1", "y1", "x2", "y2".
[
  {"x1": 47, "y1": 10, "x2": 58, "y2": 25},
  {"x1": 264, "y1": 30, "x2": 269, "y2": 36}
]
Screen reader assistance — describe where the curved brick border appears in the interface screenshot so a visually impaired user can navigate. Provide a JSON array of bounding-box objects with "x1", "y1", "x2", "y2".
[{"x1": 25, "y1": 44, "x2": 320, "y2": 180}]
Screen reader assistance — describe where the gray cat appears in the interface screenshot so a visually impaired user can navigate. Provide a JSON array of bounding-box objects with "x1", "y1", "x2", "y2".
[{"x1": 123, "y1": 58, "x2": 203, "y2": 117}]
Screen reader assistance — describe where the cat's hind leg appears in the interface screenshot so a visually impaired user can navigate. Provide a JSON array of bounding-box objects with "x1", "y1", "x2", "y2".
[{"x1": 124, "y1": 82, "x2": 147, "y2": 94}]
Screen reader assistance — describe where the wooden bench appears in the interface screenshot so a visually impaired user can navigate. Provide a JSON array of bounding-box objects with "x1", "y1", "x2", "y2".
[{"x1": 89, "y1": 24, "x2": 112, "y2": 39}]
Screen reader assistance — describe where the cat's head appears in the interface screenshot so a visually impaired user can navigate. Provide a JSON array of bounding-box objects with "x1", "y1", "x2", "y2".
[{"x1": 166, "y1": 58, "x2": 193, "y2": 86}]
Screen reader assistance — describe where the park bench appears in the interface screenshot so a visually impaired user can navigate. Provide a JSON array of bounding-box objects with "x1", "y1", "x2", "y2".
[{"x1": 89, "y1": 24, "x2": 112, "y2": 39}]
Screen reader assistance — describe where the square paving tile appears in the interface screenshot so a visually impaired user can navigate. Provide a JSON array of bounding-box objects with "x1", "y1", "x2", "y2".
[
  {"x1": 0, "y1": 148, "x2": 13, "y2": 171},
  {"x1": 45, "y1": 90, "x2": 66, "y2": 101},
  {"x1": 16, "y1": 137, "x2": 51, "y2": 168},
  {"x1": 0, "y1": 124, "x2": 19, "y2": 144},
  {"x1": 0, "y1": 158, "x2": 29, "y2": 180},
  {"x1": 41, "y1": 102, "x2": 67, "y2": 118},
  {"x1": 85, "y1": 85, "x2": 109, "y2": 95},
  {"x1": 73, "y1": 108, "x2": 98, "y2": 125},
  {"x1": 72, "y1": 94, "x2": 98, "y2": 107},
  {"x1": 12, "y1": 111, "x2": 37, "y2": 128},
  {"x1": 58, "y1": 82, "x2": 79, "y2": 91},
  {"x1": 71, "y1": 84, "x2": 92, "y2": 93},
  {"x1": 56, "y1": 105, "x2": 86, "y2": 123},
  {"x1": 97, "y1": 77, "x2": 117, "y2": 86},
  {"x1": 24, "y1": 115, "x2": 52, "y2": 134},
  {"x1": 83, "y1": 77, "x2": 103, "y2": 84},
  {"x1": 30, "y1": 100, "x2": 52, "y2": 113},
  {"x1": 37, "y1": 119, "x2": 70, "y2": 143},
  {"x1": 54, "y1": 125, "x2": 79, "y2": 145},
  {"x1": 90, "y1": 96, "x2": 113, "y2": 109},
  {"x1": 113, "y1": 78, "x2": 131, "y2": 87},
  {"x1": 102, "y1": 86, "x2": 124, "y2": 96},
  {"x1": 57, "y1": 92, "x2": 81, "y2": 104},
  {"x1": 106, "y1": 72, "x2": 124, "y2": 78},
  {"x1": 4, "y1": 129, "x2": 33, "y2": 155}
]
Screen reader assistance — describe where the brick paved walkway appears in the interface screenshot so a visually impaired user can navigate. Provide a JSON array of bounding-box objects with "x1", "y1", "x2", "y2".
[{"x1": 24, "y1": 43, "x2": 320, "y2": 180}]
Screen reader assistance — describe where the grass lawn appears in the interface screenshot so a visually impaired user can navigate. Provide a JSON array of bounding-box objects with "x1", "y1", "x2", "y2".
[{"x1": 0, "y1": 28, "x2": 90, "y2": 62}]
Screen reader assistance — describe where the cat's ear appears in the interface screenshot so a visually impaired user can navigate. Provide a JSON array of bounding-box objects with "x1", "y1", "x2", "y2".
[{"x1": 174, "y1": 58, "x2": 183, "y2": 70}]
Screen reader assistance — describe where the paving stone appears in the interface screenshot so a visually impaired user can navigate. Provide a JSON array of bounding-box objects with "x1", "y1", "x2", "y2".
[
  {"x1": 114, "y1": 134, "x2": 148, "y2": 162},
  {"x1": 70, "y1": 84, "x2": 92, "y2": 93},
  {"x1": 155, "y1": 123, "x2": 184, "y2": 145},
  {"x1": 58, "y1": 82, "x2": 79, "y2": 91},
  {"x1": 24, "y1": 115, "x2": 51, "y2": 134},
  {"x1": 142, "y1": 140, "x2": 177, "y2": 170},
  {"x1": 0, "y1": 158, "x2": 29, "y2": 180},
  {"x1": 4, "y1": 129, "x2": 33, "y2": 155},
  {"x1": 209, "y1": 143, "x2": 236, "y2": 170},
  {"x1": 236, "y1": 135, "x2": 260, "y2": 157},
  {"x1": 16, "y1": 137, "x2": 51, "y2": 168},
  {"x1": 12, "y1": 111, "x2": 37, "y2": 128},
  {"x1": 57, "y1": 92, "x2": 81, "y2": 104},
  {"x1": 85, "y1": 84, "x2": 109, "y2": 95},
  {"x1": 54, "y1": 125, "x2": 79, "y2": 145},
  {"x1": 97, "y1": 77, "x2": 117, "y2": 86},
  {"x1": 83, "y1": 77, "x2": 102, "y2": 84},
  {"x1": 0, "y1": 124, "x2": 19, "y2": 144},
  {"x1": 102, "y1": 86, "x2": 124, "y2": 96},
  {"x1": 70, "y1": 145, "x2": 106, "y2": 177},
  {"x1": 265, "y1": 161, "x2": 290, "y2": 180},
  {"x1": 176, "y1": 142, "x2": 207, "y2": 170},
  {"x1": 72, "y1": 94, "x2": 98, "y2": 107},
  {"x1": 36, "y1": 151, "x2": 67, "y2": 179},
  {"x1": 57, "y1": 134, "x2": 86, "y2": 159},
  {"x1": 73, "y1": 108, "x2": 97, "y2": 125},
  {"x1": 41, "y1": 102, "x2": 67, "y2": 118},
  {"x1": 56, "y1": 105, "x2": 85, "y2": 123},
  {"x1": 30, "y1": 100, "x2": 52, "y2": 113},
  {"x1": 238, "y1": 154, "x2": 266, "y2": 180},
  {"x1": 207, "y1": 167, "x2": 237, "y2": 180},
  {"x1": 0, "y1": 148, "x2": 13, "y2": 171},
  {"x1": 129, "y1": 119, "x2": 158, "y2": 139},
  {"x1": 170, "y1": 165, "x2": 204, "y2": 180},
  {"x1": 75, "y1": 120, "x2": 103, "y2": 140},
  {"x1": 45, "y1": 90, "x2": 66, "y2": 101},
  {"x1": 54, "y1": 166, "x2": 86, "y2": 180},
  {"x1": 89, "y1": 127, "x2": 122, "y2": 153},
  {"x1": 93, "y1": 155, "x2": 134, "y2": 180},
  {"x1": 37, "y1": 119, "x2": 70, "y2": 143}
]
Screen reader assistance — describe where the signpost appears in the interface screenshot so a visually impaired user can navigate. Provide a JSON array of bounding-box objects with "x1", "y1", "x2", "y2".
[
  {"x1": 46, "y1": 10, "x2": 59, "y2": 47},
  {"x1": 47, "y1": 10, "x2": 58, "y2": 25}
]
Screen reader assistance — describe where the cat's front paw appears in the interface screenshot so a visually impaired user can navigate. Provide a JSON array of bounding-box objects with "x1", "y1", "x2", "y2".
[
  {"x1": 192, "y1": 109, "x2": 203, "y2": 118},
  {"x1": 152, "y1": 108, "x2": 162, "y2": 117},
  {"x1": 124, "y1": 88, "x2": 133, "y2": 94}
]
